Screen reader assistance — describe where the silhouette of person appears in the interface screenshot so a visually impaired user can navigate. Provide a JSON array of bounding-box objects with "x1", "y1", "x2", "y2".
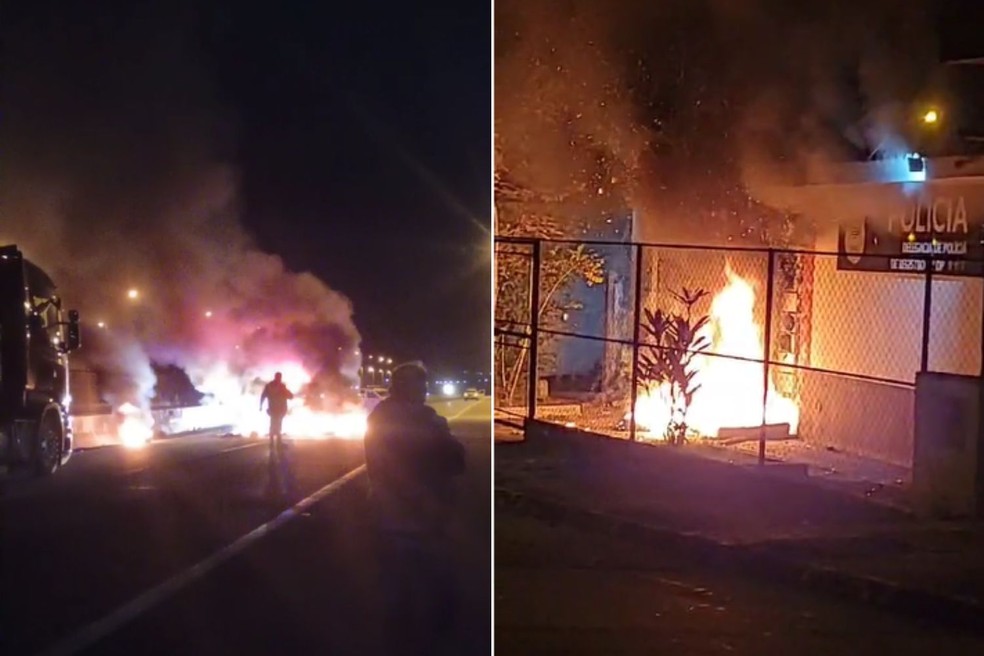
[
  {"x1": 259, "y1": 372, "x2": 294, "y2": 449},
  {"x1": 364, "y1": 361, "x2": 465, "y2": 655}
]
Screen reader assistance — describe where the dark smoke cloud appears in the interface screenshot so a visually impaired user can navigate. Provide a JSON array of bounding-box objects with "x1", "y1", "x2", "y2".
[
  {"x1": 0, "y1": 2, "x2": 360, "y2": 407},
  {"x1": 495, "y1": 0, "x2": 941, "y2": 240},
  {"x1": 716, "y1": 1, "x2": 939, "y2": 197}
]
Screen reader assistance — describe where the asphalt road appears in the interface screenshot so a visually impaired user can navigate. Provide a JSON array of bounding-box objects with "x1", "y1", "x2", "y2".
[
  {"x1": 0, "y1": 398, "x2": 491, "y2": 656},
  {"x1": 496, "y1": 507, "x2": 984, "y2": 655}
]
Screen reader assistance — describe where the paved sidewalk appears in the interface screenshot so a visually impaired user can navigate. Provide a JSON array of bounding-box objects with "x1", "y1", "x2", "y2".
[
  {"x1": 493, "y1": 422, "x2": 524, "y2": 444},
  {"x1": 497, "y1": 508, "x2": 984, "y2": 655},
  {"x1": 495, "y1": 423, "x2": 984, "y2": 629}
]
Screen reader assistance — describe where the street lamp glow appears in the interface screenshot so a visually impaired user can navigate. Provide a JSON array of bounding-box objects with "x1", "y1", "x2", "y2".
[
  {"x1": 127, "y1": 288, "x2": 139, "y2": 300},
  {"x1": 204, "y1": 310, "x2": 213, "y2": 318},
  {"x1": 97, "y1": 321, "x2": 106, "y2": 329},
  {"x1": 922, "y1": 109, "x2": 939, "y2": 124}
]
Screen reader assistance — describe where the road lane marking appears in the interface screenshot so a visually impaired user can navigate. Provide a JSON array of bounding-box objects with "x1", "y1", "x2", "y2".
[
  {"x1": 448, "y1": 405, "x2": 475, "y2": 421},
  {"x1": 121, "y1": 440, "x2": 264, "y2": 477},
  {"x1": 220, "y1": 441, "x2": 266, "y2": 454},
  {"x1": 38, "y1": 464, "x2": 367, "y2": 656},
  {"x1": 444, "y1": 400, "x2": 490, "y2": 422}
]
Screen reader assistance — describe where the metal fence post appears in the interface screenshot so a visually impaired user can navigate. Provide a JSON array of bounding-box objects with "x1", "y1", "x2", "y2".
[
  {"x1": 921, "y1": 257, "x2": 933, "y2": 373},
  {"x1": 527, "y1": 239, "x2": 541, "y2": 421},
  {"x1": 759, "y1": 249, "x2": 776, "y2": 466},
  {"x1": 978, "y1": 274, "x2": 984, "y2": 512},
  {"x1": 979, "y1": 269, "x2": 984, "y2": 378},
  {"x1": 629, "y1": 243, "x2": 644, "y2": 442}
]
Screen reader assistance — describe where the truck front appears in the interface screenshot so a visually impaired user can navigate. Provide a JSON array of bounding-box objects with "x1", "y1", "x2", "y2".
[
  {"x1": 0, "y1": 245, "x2": 81, "y2": 473},
  {"x1": 0, "y1": 245, "x2": 31, "y2": 464}
]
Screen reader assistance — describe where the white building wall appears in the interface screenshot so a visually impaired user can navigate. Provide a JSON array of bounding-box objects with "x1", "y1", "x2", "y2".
[{"x1": 796, "y1": 176, "x2": 984, "y2": 467}]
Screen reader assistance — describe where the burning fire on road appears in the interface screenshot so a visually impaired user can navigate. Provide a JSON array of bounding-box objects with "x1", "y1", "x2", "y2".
[
  {"x1": 200, "y1": 361, "x2": 368, "y2": 441},
  {"x1": 113, "y1": 361, "x2": 369, "y2": 450},
  {"x1": 116, "y1": 402, "x2": 155, "y2": 449},
  {"x1": 628, "y1": 267, "x2": 800, "y2": 441}
]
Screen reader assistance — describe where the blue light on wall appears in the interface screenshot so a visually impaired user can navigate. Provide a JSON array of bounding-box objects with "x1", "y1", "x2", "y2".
[
  {"x1": 877, "y1": 152, "x2": 927, "y2": 184},
  {"x1": 906, "y1": 153, "x2": 927, "y2": 182}
]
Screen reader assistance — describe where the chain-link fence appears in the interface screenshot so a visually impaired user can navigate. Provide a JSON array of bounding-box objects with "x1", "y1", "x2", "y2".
[
  {"x1": 494, "y1": 236, "x2": 984, "y2": 473},
  {"x1": 494, "y1": 239, "x2": 535, "y2": 428}
]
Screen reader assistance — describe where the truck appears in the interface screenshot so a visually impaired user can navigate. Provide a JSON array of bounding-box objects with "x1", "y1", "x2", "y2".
[{"x1": 1, "y1": 245, "x2": 81, "y2": 475}]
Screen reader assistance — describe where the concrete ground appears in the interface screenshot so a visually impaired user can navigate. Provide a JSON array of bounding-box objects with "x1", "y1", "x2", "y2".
[
  {"x1": 497, "y1": 506, "x2": 984, "y2": 655},
  {"x1": 495, "y1": 424, "x2": 984, "y2": 642}
]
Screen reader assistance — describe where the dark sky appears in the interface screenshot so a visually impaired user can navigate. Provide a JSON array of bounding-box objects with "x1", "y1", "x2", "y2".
[
  {"x1": 2, "y1": 0, "x2": 491, "y2": 376},
  {"x1": 202, "y1": 3, "x2": 491, "y2": 373}
]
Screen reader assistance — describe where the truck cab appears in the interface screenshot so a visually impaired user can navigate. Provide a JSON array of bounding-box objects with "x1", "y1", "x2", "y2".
[{"x1": 0, "y1": 245, "x2": 81, "y2": 475}]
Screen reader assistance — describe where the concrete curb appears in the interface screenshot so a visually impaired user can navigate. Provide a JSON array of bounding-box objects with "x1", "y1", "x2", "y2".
[
  {"x1": 523, "y1": 417, "x2": 919, "y2": 515},
  {"x1": 495, "y1": 487, "x2": 984, "y2": 634}
]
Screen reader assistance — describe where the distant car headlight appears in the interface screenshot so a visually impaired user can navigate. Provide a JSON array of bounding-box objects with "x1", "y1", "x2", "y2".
[{"x1": 441, "y1": 383, "x2": 456, "y2": 396}]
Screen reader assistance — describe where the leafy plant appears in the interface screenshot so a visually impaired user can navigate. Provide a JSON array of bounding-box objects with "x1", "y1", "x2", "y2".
[{"x1": 638, "y1": 288, "x2": 711, "y2": 445}]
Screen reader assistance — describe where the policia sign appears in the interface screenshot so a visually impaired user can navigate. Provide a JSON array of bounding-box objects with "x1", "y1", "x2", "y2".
[{"x1": 838, "y1": 194, "x2": 984, "y2": 277}]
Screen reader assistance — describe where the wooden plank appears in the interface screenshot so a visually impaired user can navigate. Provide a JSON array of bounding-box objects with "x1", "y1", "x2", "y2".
[{"x1": 716, "y1": 423, "x2": 792, "y2": 444}]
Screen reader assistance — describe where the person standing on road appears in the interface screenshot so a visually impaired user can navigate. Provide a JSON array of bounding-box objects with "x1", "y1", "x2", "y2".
[
  {"x1": 364, "y1": 361, "x2": 466, "y2": 656},
  {"x1": 259, "y1": 372, "x2": 294, "y2": 449}
]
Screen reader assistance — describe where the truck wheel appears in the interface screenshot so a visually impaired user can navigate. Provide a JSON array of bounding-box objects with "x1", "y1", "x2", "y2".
[{"x1": 35, "y1": 411, "x2": 63, "y2": 476}]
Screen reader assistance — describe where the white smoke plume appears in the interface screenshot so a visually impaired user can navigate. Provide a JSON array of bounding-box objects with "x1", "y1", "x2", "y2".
[{"x1": 0, "y1": 2, "x2": 361, "y2": 411}]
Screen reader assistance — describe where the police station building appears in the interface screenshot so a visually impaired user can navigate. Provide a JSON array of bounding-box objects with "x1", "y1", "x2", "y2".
[{"x1": 771, "y1": 154, "x2": 984, "y2": 514}]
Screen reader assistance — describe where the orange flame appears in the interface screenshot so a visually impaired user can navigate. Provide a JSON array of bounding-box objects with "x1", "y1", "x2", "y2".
[
  {"x1": 118, "y1": 402, "x2": 154, "y2": 449},
  {"x1": 630, "y1": 267, "x2": 799, "y2": 439},
  {"x1": 198, "y1": 363, "x2": 369, "y2": 440}
]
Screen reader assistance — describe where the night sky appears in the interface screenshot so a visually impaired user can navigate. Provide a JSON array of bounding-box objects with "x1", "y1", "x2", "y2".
[
  {"x1": 203, "y1": 2, "x2": 491, "y2": 373},
  {"x1": 496, "y1": 0, "x2": 984, "y2": 249},
  {"x1": 2, "y1": 0, "x2": 491, "y2": 376}
]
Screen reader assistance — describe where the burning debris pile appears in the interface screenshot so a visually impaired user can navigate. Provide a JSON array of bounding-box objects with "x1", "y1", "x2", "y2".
[
  {"x1": 0, "y1": 3, "x2": 366, "y2": 447},
  {"x1": 193, "y1": 361, "x2": 367, "y2": 442},
  {"x1": 627, "y1": 266, "x2": 800, "y2": 442}
]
